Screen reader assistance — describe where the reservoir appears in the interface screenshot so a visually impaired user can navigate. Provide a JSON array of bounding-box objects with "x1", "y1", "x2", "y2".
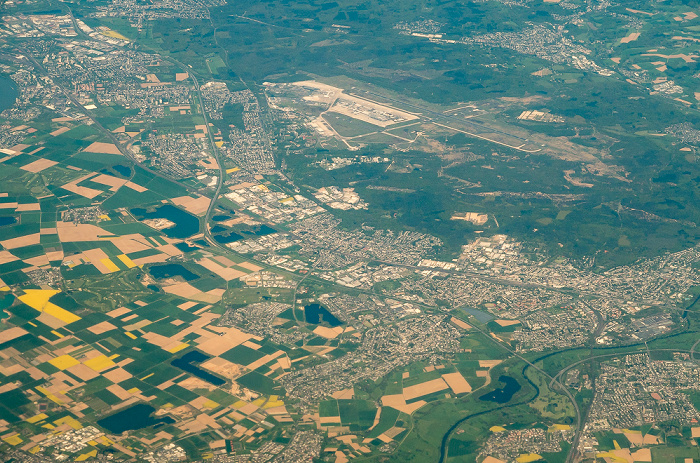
[
  {"x1": 171, "y1": 351, "x2": 225, "y2": 386},
  {"x1": 131, "y1": 204, "x2": 199, "y2": 239},
  {"x1": 304, "y1": 304, "x2": 342, "y2": 327},
  {"x1": 97, "y1": 403, "x2": 175, "y2": 434},
  {"x1": 478, "y1": 375, "x2": 521, "y2": 404},
  {"x1": 0, "y1": 75, "x2": 18, "y2": 112}
]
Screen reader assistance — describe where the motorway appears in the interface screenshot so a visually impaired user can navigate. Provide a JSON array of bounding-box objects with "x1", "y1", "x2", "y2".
[{"x1": 186, "y1": 69, "x2": 226, "y2": 248}]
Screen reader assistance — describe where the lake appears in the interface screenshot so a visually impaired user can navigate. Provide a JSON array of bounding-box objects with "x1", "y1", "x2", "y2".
[
  {"x1": 0, "y1": 217, "x2": 17, "y2": 227},
  {"x1": 210, "y1": 223, "x2": 275, "y2": 244},
  {"x1": 0, "y1": 75, "x2": 18, "y2": 112},
  {"x1": 175, "y1": 242, "x2": 199, "y2": 253},
  {"x1": 171, "y1": 351, "x2": 225, "y2": 386},
  {"x1": 213, "y1": 232, "x2": 243, "y2": 244},
  {"x1": 304, "y1": 304, "x2": 342, "y2": 327},
  {"x1": 112, "y1": 165, "x2": 132, "y2": 176},
  {"x1": 97, "y1": 403, "x2": 175, "y2": 434},
  {"x1": 131, "y1": 204, "x2": 199, "y2": 239},
  {"x1": 478, "y1": 375, "x2": 521, "y2": 404},
  {"x1": 0, "y1": 294, "x2": 13, "y2": 321},
  {"x1": 148, "y1": 263, "x2": 199, "y2": 281}
]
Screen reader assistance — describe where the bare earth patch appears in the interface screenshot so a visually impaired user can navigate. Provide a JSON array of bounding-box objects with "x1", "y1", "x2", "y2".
[
  {"x1": 494, "y1": 319, "x2": 520, "y2": 327},
  {"x1": 621, "y1": 32, "x2": 641, "y2": 44},
  {"x1": 20, "y1": 158, "x2": 57, "y2": 173},
  {"x1": 631, "y1": 448, "x2": 652, "y2": 462},
  {"x1": 50, "y1": 127, "x2": 71, "y2": 137},
  {"x1": 441, "y1": 372, "x2": 472, "y2": 394},
  {"x1": 479, "y1": 360, "x2": 502, "y2": 368},
  {"x1": 331, "y1": 388, "x2": 355, "y2": 400},
  {"x1": 0, "y1": 327, "x2": 28, "y2": 343},
  {"x1": 61, "y1": 174, "x2": 103, "y2": 199},
  {"x1": 402, "y1": 378, "x2": 449, "y2": 401},
  {"x1": 380, "y1": 394, "x2": 426, "y2": 414},
  {"x1": 83, "y1": 142, "x2": 122, "y2": 155},
  {"x1": 313, "y1": 326, "x2": 345, "y2": 339},
  {"x1": 171, "y1": 195, "x2": 211, "y2": 216},
  {"x1": 1, "y1": 233, "x2": 40, "y2": 249},
  {"x1": 197, "y1": 327, "x2": 253, "y2": 357},
  {"x1": 201, "y1": 357, "x2": 241, "y2": 379},
  {"x1": 87, "y1": 321, "x2": 117, "y2": 335},
  {"x1": 196, "y1": 258, "x2": 246, "y2": 281},
  {"x1": 237, "y1": 261, "x2": 263, "y2": 272},
  {"x1": 56, "y1": 222, "x2": 114, "y2": 242},
  {"x1": 642, "y1": 53, "x2": 698, "y2": 63}
]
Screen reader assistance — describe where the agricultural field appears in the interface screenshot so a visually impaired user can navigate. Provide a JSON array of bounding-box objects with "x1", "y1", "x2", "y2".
[{"x1": 5, "y1": 0, "x2": 700, "y2": 461}]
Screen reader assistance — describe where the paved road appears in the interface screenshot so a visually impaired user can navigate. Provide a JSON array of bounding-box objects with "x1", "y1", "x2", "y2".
[
  {"x1": 186, "y1": 71, "x2": 226, "y2": 248},
  {"x1": 691, "y1": 339, "x2": 700, "y2": 361}
]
